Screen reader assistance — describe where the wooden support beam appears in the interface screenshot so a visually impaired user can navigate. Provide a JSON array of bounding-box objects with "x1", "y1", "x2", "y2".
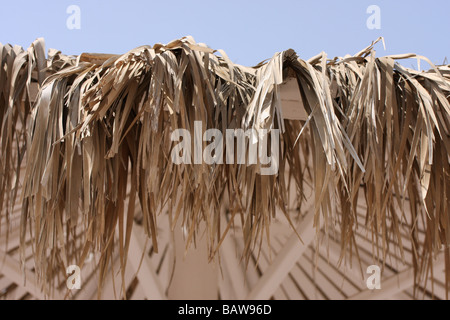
[
  {"x1": 167, "y1": 221, "x2": 219, "y2": 300},
  {"x1": 79, "y1": 53, "x2": 119, "y2": 65},
  {"x1": 0, "y1": 228, "x2": 21, "y2": 248},
  {"x1": 317, "y1": 235, "x2": 366, "y2": 285},
  {"x1": 0, "y1": 250, "x2": 48, "y2": 300},
  {"x1": 128, "y1": 225, "x2": 167, "y2": 300},
  {"x1": 280, "y1": 77, "x2": 308, "y2": 121},
  {"x1": 218, "y1": 262, "x2": 234, "y2": 300},
  {"x1": 246, "y1": 209, "x2": 317, "y2": 300},
  {"x1": 348, "y1": 254, "x2": 447, "y2": 300},
  {"x1": 220, "y1": 218, "x2": 249, "y2": 300}
]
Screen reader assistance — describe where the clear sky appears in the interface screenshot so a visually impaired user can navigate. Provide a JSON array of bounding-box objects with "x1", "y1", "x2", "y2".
[{"x1": 0, "y1": 0, "x2": 448, "y2": 68}]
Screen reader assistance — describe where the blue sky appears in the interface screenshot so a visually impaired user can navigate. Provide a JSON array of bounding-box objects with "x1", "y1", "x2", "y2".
[{"x1": 0, "y1": 0, "x2": 448, "y2": 67}]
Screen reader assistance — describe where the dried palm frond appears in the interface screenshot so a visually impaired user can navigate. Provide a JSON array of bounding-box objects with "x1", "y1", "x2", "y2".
[
  {"x1": 0, "y1": 39, "x2": 77, "y2": 293},
  {"x1": 1, "y1": 39, "x2": 40, "y2": 229},
  {"x1": 325, "y1": 40, "x2": 450, "y2": 293},
  {"x1": 1, "y1": 36, "x2": 449, "y2": 298}
]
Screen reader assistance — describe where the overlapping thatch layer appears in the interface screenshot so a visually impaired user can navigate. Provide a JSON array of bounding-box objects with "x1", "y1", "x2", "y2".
[{"x1": 1, "y1": 37, "x2": 449, "y2": 296}]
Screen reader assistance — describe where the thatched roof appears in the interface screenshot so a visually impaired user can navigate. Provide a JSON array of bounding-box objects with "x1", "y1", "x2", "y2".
[{"x1": 1, "y1": 36, "x2": 449, "y2": 299}]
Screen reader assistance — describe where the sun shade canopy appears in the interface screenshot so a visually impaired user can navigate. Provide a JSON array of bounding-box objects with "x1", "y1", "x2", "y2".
[{"x1": 0, "y1": 36, "x2": 449, "y2": 297}]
